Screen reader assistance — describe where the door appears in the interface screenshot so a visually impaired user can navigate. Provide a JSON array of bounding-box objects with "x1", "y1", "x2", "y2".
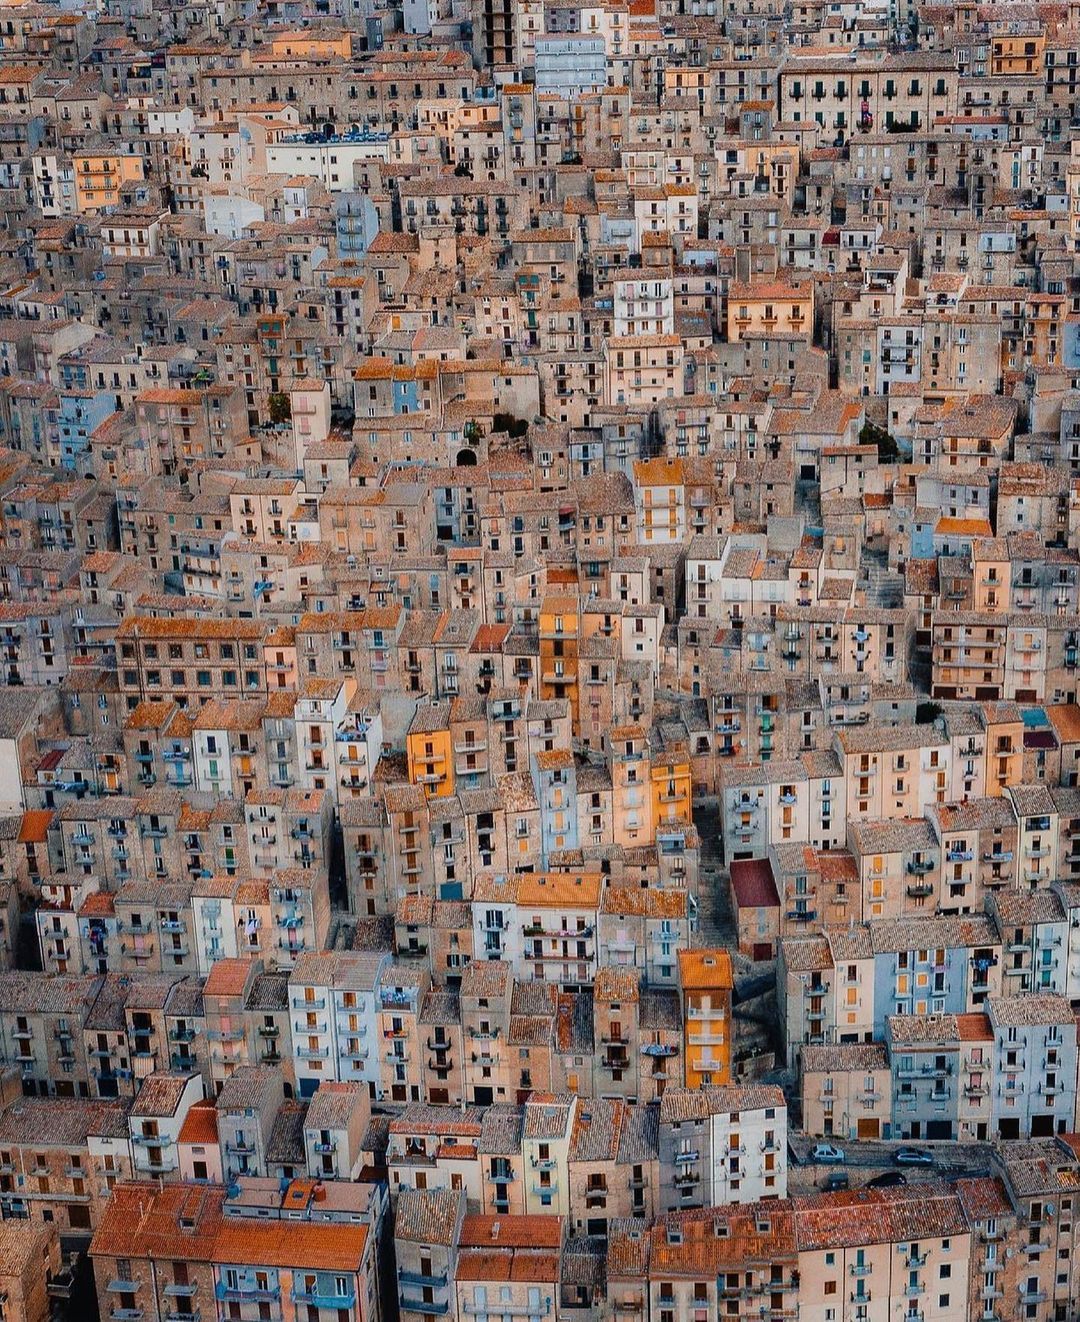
[
  {"x1": 857, "y1": 1117, "x2": 879, "y2": 1139},
  {"x1": 753, "y1": 942, "x2": 773, "y2": 961}
]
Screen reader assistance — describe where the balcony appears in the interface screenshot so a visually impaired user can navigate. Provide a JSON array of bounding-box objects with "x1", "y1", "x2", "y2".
[
  {"x1": 398, "y1": 1269, "x2": 449, "y2": 1289},
  {"x1": 131, "y1": 1131, "x2": 172, "y2": 1147},
  {"x1": 293, "y1": 1286, "x2": 356, "y2": 1309},
  {"x1": 895, "y1": 1062, "x2": 952, "y2": 1079},
  {"x1": 215, "y1": 1283, "x2": 280, "y2": 1302},
  {"x1": 142, "y1": 1158, "x2": 178, "y2": 1175},
  {"x1": 296, "y1": 1045, "x2": 330, "y2": 1063}
]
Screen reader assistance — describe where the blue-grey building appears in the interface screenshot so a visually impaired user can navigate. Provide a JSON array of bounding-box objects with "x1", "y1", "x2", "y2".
[
  {"x1": 989, "y1": 890, "x2": 1068, "y2": 995},
  {"x1": 885, "y1": 1012, "x2": 961, "y2": 1140},
  {"x1": 531, "y1": 747, "x2": 579, "y2": 864},
  {"x1": 57, "y1": 387, "x2": 114, "y2": 471},
  {"x1": 987, "y1": 995, "x2": 1078, "y2": 1140},
  {"x1": 870, "y1": 913, "x2": 1002, "y2": 1039}
]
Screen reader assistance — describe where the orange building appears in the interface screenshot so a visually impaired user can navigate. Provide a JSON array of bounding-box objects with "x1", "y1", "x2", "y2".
[
  {"x1": 406, "y1": 703, "x2": 454, "y2": 798},
  {"x1": 539, "y1": 595, "x2": 580, "y2": 725},
  {"x1": 678, "y1": 948, "x2": 734, "y2": 1087},
  {"x1": 268, "y1": 29, "x2": 352, "y2": 58},
  {"x1": 989, "y1": 27, "x2": 1045, "y2": 75},
  {"x1": 73, "y1": 149, "x2": 144, "y2": 213}
]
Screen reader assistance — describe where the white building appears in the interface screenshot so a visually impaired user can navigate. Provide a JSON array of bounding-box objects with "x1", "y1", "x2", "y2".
[
  {"x1": 288, "y1": 950, "x2": 390, "y2": 1099},
  {"x1": 203, "y1": 192, "x2": 265, "y2": 239},
  {"x1": 613, "y1": 278, "x2": 675, "y2": 338},
  {"x1": 265, "y1": 132, "x2": 391, "y2": 191},
  {"x1": 534, "y1": 35, "x2": 607, "y2": 97},
  {"x1": 521, "y1": 1093, "x2": 576, "y2": 1216},
  {"x1": 128, "y1": 1072, "x2": 204, "y2": 1181},
  {"x1": 659, "y1": 1084, "x2": 788, "y2": 1209},
  {"x1": 335, "y1": 700, "x2": 384, "y2": 803},
  {"x1": 295, "y1": 676, "x2": 355, "y2": 802},
  {"x1": 193, "y1": 887, "x2": 241, "y2": 974}
]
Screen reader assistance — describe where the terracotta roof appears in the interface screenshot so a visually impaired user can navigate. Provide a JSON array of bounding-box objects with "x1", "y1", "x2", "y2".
[
  {"x1": 677, "y1": 948, "x2": 733, "y2": 989},
  {"x1": 178, "y1": 1100, "x2": 219, "y2": 1147}
]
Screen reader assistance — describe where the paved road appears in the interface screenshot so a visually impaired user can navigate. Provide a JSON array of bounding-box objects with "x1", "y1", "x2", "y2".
[{"x1": 788, "y1": 1135, "x2": 995, "y2": 1177}]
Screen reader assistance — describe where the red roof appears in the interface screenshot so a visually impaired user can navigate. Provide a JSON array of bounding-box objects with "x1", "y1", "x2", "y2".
[
  {"x1": 729, "y1": 858, "x2": 780, "y2": 910},
  {"x1": 18, "y1": 809, "x2": 53, "y2": 844}
]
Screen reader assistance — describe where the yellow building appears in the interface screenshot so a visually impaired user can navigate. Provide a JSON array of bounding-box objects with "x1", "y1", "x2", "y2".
[
  {"x1": 982, "y1": 700, "x2": 1025, "y2": 796},
  {"x1": 406, "y1": 704, "x2": 454, "y2": 798},
  {"x1": 650, "y1": 746, "x2": 692, "y2": 838},
  {"x1": 73, "y1": 150, "x2": 144, "y2": 213},
  {"x1": 678, "y1": 948, "x2": 733, "y2": 1087},
  {"x1": 931, "y1": 612, "x2": 1006, "y2": 702},
  {"x1": 726, "y1": 279, "x2": 813, "y2": 343}
]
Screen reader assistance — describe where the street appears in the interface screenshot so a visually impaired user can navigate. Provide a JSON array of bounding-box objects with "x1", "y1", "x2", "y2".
[{"x1": 786, "y1": 1136, "x2": 996, "y2": 1194}]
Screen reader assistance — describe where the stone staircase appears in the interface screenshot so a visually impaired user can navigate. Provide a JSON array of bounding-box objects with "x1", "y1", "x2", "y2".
[
  {"x1": 691, "y1": 796, "x2": 731, "y2": 950},
  {"x1": 860, "y1": 543, "x2": 905, "y2": 608}
]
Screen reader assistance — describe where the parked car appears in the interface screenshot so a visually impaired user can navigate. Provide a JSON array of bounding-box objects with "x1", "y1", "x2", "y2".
[
  {"x1": 810, "y1": 1143, "x2": 846, "y2": 1164},
  {"x1": 824, "y1": 1172, "x2": 850, "y2": 1192},
  {"x1": 894, "y1": 1147, "x2": 934, "y2": 1166},
  {"x1": 867, "y1": 1171, "x2": 907, "y2": 1188}
]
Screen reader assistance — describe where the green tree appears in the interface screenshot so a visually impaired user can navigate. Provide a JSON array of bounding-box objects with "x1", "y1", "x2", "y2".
[{"x1": 860, "y1": 421, "x2": 899, "y2": 462}]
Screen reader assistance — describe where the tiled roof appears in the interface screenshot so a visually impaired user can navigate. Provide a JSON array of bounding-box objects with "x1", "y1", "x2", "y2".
[
  {"x1": 395, "y1": 1187, "x2": 464, "y2": 1245},
  {"x1": 792, "y1": 1182, "x2": 966, "y2": 1248}
]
